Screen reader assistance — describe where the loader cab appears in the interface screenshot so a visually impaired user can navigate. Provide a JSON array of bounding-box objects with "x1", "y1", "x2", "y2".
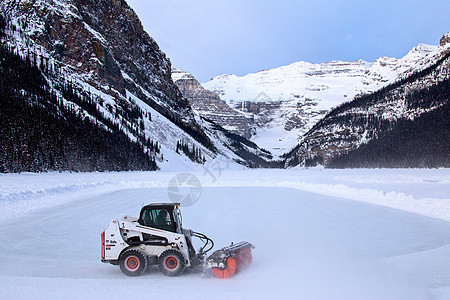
[{"x1": 138, "y1": 203, "x2": 182, "y2": 233}]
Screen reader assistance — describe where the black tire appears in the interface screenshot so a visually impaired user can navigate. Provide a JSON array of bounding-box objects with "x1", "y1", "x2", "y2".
[
  {"x1": 119, "y1": 249, "x2": 148, "y2": 277},
  {"x1": 158, "y1": 249, "x2": 186, "y2": 277}
]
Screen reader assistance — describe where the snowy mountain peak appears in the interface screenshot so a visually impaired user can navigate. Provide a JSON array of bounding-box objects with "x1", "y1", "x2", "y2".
[
  {"x1": 440, "y1": 31, "x2": 450, "y2": 46},
  {"x1": 171, "y1": 67, "x2": 195, "y2": 81},
  {"x1": 202, "y1": 56, "x2": 392, "y2": 155},
  {"x1": 200, "y1": 35, "x2": 450, "y2": 155}
]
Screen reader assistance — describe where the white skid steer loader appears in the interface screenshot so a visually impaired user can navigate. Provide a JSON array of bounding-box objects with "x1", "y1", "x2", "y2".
[{"x1": 101, "y1": 203, "x2": 254, "y2": 278}]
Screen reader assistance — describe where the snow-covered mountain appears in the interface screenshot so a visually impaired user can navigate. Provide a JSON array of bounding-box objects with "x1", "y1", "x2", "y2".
[
  {"x1": 202, "y1": 41, "x2": 445, "y2": 156},
  {"x1": 1, "y1": 0, "x2": 447, "y2": 171},
  {"x1": 283, "y1": 33, "x2": 450, "y2": 168},
  {"x1": 0, "y1": 0, "x2": 272, "y2": 172}
]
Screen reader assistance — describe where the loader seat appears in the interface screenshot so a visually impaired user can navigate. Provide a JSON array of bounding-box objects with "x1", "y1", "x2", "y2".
[
  {"x1": 140, "y1": 210, "x2": 154, "y2": 227},
  {"x1": 155, "y1": 211, "x2": 168, "y2": 226},
  {"x1": 153, "y1": 210, "x2": 175, "y2": 232}
]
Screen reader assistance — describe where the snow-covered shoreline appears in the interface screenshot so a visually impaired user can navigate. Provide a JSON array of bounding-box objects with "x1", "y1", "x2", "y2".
[{"x1": 1, "y1": 168, "x2": 449, "y2": 221}]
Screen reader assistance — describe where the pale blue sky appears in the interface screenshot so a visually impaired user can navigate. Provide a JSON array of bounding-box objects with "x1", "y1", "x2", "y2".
[{"x1": 127, "y1": 0, "x2": 449, "y2": 82}]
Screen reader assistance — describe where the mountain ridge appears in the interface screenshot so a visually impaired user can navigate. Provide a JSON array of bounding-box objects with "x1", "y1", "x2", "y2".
[
  {"x1": 1, "y1": 0, "x2": 448, "y2": 171},
  {"x1": 200, "y1": 39, "x2": 447, "y2": 156},
  {"x1": 283, "y1": 38, "x2": 450, "y2": 168}
]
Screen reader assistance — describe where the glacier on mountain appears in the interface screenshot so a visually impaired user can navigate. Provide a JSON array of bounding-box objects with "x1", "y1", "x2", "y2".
[{"x1": 201, "y1": 41, "x2": 446, "y2": 156}]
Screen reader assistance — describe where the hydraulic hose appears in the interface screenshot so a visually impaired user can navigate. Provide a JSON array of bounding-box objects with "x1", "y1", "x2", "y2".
[{"x1": 192, "y1": 231, "x2": 214, "y2": 255}]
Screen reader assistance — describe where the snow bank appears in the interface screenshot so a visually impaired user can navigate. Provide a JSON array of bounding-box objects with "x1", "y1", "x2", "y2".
[{"x1": 1, "y1": 169, "x2": 449, "y2": 221}]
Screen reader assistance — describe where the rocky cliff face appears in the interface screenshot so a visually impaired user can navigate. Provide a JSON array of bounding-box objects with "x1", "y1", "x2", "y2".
[
  {"x1": 2, "y1": 0, "x2": 188, "y2": 114},
  {"x1": 172, "y1": 67, "x2": 254, "y2": 139},
  {"x1": 440, "y1": 32, "x2": 450, "y2": 46}
]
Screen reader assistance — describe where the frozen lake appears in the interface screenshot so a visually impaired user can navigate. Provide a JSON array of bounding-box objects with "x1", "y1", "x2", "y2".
[{"x1": 0, "y1": 168, "x2": 449, "y2": 299}]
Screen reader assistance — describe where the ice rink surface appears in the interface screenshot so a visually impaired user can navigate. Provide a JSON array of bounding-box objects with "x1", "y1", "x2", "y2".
[{"x1": 1, "y1": 168, "x2": 449, "y2": 299}]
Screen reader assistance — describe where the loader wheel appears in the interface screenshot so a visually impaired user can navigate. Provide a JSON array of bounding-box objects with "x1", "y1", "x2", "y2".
[
  {"x1": 119, "y1": 249, "x2": 148, "y2": 277},
  {"x1": 158, "y1": 249, "x2": 185, "y2": 277}
]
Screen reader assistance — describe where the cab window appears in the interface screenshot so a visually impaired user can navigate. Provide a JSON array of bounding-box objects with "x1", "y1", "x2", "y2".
[{"x1": 140, "y1": 208, "x2": 175, "y2": 232}]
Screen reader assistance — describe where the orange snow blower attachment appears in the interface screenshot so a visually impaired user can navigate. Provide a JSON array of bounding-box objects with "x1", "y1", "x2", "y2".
[{"x1": 206, "y1": 241, "x2": 254, "y2": 279}]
